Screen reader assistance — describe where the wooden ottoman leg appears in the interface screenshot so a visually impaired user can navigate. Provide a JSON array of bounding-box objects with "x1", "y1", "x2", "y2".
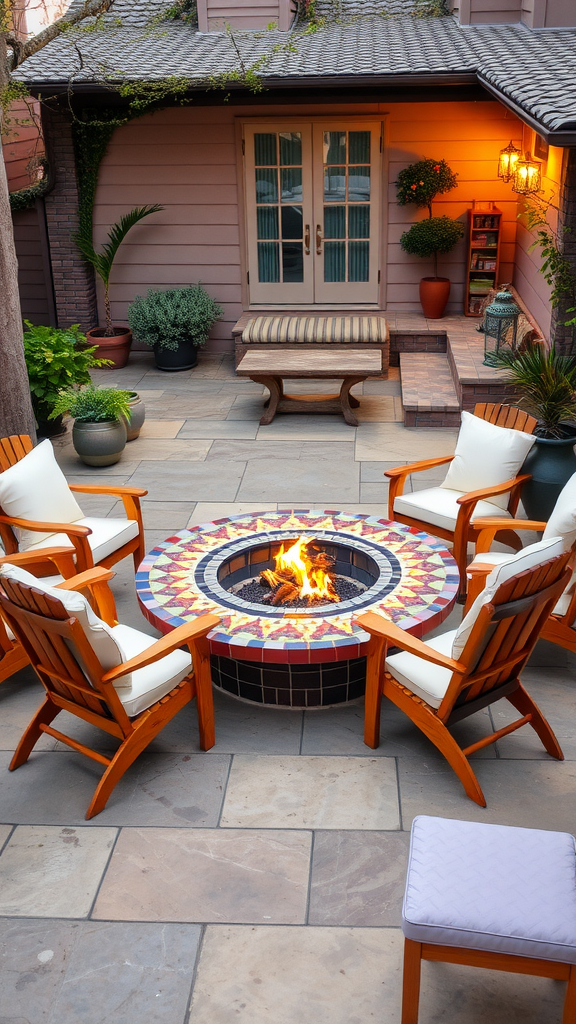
[
  {"x1": 251, "y1": 375, "x2": 284, "y2": 425},
  {"x1": 339, "y1": 376, "x2": 365, "y2": 426},
  {"x1": 563, "y1": 964, "x2": 576, "y2": 1024},
  {"x1": 402, "y1": 939, "x2": 422, "y2": 1024}
]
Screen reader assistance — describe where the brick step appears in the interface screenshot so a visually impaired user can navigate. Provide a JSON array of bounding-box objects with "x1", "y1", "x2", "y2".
[
  {"x1": 446, "y1": 331, "x2": 516, "y2": 412},
  {"x1": 400, "y1": 353, "x2": 461, "y2": 428}
]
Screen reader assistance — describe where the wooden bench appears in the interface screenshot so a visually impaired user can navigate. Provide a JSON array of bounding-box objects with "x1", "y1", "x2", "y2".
[{"x1": 235, "y1": 348, "x2": 384, "y2": 426}]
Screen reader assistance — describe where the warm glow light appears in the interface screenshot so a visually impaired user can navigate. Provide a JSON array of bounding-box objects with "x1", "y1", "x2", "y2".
[
  {"x1": 261, "y1": 535, "x2": 340, "y2": 604},
  {"x1": 512, "y1": 152, "x2": 542, "y2": 195},
  {"x1": 498, "y1": 140, "x2": 520, "y2": 182}
]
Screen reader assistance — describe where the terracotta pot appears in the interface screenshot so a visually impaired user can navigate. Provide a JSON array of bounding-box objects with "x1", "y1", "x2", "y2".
[
  {"x1": 86, "y1": 328, "x2": 132, "y2": 368},
  {"x1": 123, "y1": 392, "x2": 146, "y2": 441},
  {"x1": 419, "y1": 278, "x2": 451, "y2": 319}
]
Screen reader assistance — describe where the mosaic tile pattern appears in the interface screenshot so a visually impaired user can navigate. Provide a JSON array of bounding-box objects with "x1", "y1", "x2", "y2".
[{"x1": 137, "y1": 511, "x2": 459, "y2": 665}]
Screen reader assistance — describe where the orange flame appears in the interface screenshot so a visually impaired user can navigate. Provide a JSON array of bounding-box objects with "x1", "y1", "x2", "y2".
[{"x1": 262, "y1": 535, "x2": 340, "y2": 605}]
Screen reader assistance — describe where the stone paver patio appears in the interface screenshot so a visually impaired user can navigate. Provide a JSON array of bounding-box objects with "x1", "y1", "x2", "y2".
[{"x1": 0, "y1": 349, "x2": 574, "y2": 1023}]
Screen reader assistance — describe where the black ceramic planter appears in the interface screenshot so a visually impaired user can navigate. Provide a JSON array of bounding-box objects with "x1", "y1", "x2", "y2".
[
  {"x1": 153, "y1": 339, "x2": 198, "y2": 371},
  {"x1": 521, "y1": 427, "x2": 576, "y2": 521}
]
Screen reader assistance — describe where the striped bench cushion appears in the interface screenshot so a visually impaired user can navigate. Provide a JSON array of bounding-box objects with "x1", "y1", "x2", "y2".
[{"x1": 241, "y1": 315, "x2": 389, "y2": 345}]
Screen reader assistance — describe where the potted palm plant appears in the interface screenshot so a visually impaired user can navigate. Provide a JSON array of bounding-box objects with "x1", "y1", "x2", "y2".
[
  {"x1": 397, "y1": 159, "x2": 463, "y2": 318},
  {"x1": 493, "y1": 344, "x2": 576, "y2": 519},
  {"x1": 76, "y1": 204, "x2": 163, "y2": 367},
  {"x1": 23, "y1": 321, "x2": 110, "y2": 437},
  {"x1": 50, "y1": 385, "x2": 132, "y2": 466},
  {"x1": 128, "y1": 285, "x2": 223, "y2": 370}
]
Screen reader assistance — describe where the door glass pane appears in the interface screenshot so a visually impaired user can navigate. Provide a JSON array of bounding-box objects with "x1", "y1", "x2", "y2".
[
  {"x1": 281, "y1": 168, "x2": 303, "y2": 202},
  {"x1": 256, "y1": 168, "x2": 278, "y2": 204},
  {"x1": 348, "y1": 205, "x2": 369, "y2": 238},
  {"x1": 258, "y1": 242, "x2": 280, "y2": 283},
  {"x1": 348, "y1": 167, "x2": 370, "y2": 201},
  {"x1": 324, "y1": 241, "x2": 346, "y2": 282},
  {"x1": 279, "y1": 132, "x2": 302, "y2": 166},
  {"x1": 324, "y1": 166, "x2": 346, "y2": 202},
  {"x1": 281, "y1": 205, "x2": 303, "y2": 240},
  {"x1": 349, "y1": 241, "x2": 369, "y2": 282},
  {"x1": 282, "y1": 242, "x2": 304, "y2": 282},
  {"x1": 324, "y1": 131, "x2": 346, "y2": 165},
  {"x1": 348, "y1": 131, "x2": 370, "y2": 164},
  {"x1": 324, "y1": 206, "x2": 346, "y2": 239},
  {"x1": 255, "y1": 133, "x2": 277, "y2": 166},
  {"x1": 257, "y1": 206, "x2": 279, "y2": 240}
]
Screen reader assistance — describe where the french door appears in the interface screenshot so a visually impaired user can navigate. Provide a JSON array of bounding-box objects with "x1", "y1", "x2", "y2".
[{"x1": 244, "y1": 121, "x2": 382, "y2": 305}]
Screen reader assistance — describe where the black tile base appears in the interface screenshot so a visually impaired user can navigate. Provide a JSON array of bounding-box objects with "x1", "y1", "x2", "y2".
[{"x1": 211, "y1": 655, "x2": 367, "y2": 708}]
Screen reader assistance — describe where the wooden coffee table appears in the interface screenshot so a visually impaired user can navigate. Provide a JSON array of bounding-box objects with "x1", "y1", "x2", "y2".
[{"x1": 236, "y1": 349, "x2": 384, "y2": 426}]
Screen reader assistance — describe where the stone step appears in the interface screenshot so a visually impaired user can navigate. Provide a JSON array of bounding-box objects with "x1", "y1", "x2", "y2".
[
  {"x1": 446, "y1": 330, "x2": 516, "y2": 411},
  {"x1": 400, "y1": 352, "x2": 461, "y2": 428}
]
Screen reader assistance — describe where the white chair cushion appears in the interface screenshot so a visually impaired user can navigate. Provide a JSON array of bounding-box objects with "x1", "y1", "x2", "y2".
[
  {"x1": 441, "y1": 411, "x2": 536, "y2": 510},
  {"x1": 386, "y1": 629, "x2": 457, "y2": 710},
  {"x1": 109, "y1": 623, "x2": 192, "y2": 717},
  {"x1": 0, "y1": 562, "x2": 124, "y2": 677},
  {"x1": 26, "y1": 517, "x2": 139, "y2": 564},
  {"x1": 403, "y1": 815, "x2": 576, "y2": 964},
  {"x1": 0, "y1": 440, "x2": 83, "y2": 549},
  {"x1": 393, "y1": 486, "x2": 512, "y2": 534},
  {"x1": 543, "y1": 471, "x2": 576, "y2": 551},
  {"x1": 452, "y1": 536, "x2": 566, "y2": 660}
]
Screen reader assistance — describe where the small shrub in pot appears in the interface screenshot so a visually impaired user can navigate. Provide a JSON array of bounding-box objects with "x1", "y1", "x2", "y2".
[
  {"x1": 50, "y1": 385, "x2": 132, "y2": 466},
  {"x1": 128, "y1": 285, "x2": 223, "y2": 370}
]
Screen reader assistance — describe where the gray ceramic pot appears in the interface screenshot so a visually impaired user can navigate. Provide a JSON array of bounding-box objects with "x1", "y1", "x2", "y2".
[
  {"x1": 123, "y1": 392, "x2": 146, "y2": 441},
  {"x1": 72, "y1": 419, "x2": 127, "y2": 467}
]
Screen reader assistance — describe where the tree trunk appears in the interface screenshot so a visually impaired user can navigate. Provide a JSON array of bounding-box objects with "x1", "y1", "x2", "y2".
[{"x1": 0, "y1": 36, "x2": 37, "y2": 442}]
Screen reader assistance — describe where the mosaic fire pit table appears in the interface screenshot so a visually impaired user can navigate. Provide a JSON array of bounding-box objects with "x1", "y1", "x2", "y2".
[{"x1": 136, "y1": 510, "x2": 459, "y2": 708}]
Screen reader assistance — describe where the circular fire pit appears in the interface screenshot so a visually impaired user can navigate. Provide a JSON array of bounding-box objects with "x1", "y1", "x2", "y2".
[{"x1": 136, "y1": 510, "x2": 459, "y2": 708}]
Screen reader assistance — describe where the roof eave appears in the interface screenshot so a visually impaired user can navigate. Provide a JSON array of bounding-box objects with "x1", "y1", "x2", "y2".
[{"x1": 479, "y1": 76, "x2": 576, "y2": 146}]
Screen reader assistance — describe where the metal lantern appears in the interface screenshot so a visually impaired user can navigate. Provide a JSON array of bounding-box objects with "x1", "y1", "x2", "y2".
[
  {"x1": 512, "y1": 152, "x2": 542, "y2": 196},
  {"x1": 482, "y1": 290, "x2": 521, "y2": 366},
  {"x1": 498, "y1": 140, "x2": 521, "y2": 182}
]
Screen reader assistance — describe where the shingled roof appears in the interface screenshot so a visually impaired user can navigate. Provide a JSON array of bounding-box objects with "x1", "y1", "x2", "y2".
[{"x1": 13, "y1": 0, "x2": 576, "y2": 142}]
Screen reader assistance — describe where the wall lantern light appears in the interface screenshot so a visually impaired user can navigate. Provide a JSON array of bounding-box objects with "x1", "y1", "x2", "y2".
[
  {"x1": 498, "y1": 141, "x2": 521, "y2": 182},
  {"x1": 512, "y1": 151, "x2": 542, "y2": 196},
  {"x1": 482, "y1": 290, "x2": 521, "y2": 366}
]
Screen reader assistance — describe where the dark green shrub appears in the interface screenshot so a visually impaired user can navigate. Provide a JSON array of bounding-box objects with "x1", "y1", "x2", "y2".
[
  {"x1": 128, "y1": 285, "x2": 223, "y2": 352},
  {"x1": 396, "y1": 159, "x2": 458, "y2": 216},
  {"x1": 401, "y1": 216, "x2": 464, "y2": 278},
  {"x1": 23, "y1": 322, "x2": 110, "y2": 423}
]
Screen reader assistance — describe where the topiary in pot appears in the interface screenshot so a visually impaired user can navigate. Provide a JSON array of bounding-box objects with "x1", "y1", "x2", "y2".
[
  {"x1": 23, "y1": 322, "x2": 111, "y2": 437},
  {"x1": 50, "y1": 385, "x2": 132, "y2": 467},
  {"x1": 128, "y1": 285, "x2": 223, "y2": 371},
  {"x1": 397, "y1": 158, "x2": 462, "y2": 317}
]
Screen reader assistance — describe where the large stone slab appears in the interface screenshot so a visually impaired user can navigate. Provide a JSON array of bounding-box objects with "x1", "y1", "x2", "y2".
[
  {"x1": 0, "y1": 919, "x2": 200, "y2": 1024},
  {"x1": 128, "y1": 461, "x2": 245, "y2": 501},
  {"x1": 220, "y1": 755, "x2": 400, "y2": 830},
  {"x1": 0, "y1": 825, "x2": 116, "y2": 917},
  {"x1": 237, "y1": 459, "x2": 360, "y2": 504},
  {"x1": 93, "y1": 828, "x2": 311, "y2": 924}
]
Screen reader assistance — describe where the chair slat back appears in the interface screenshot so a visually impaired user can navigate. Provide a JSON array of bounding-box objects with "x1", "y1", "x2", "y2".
[
  {"x1": 0, "y1": 577, "x2": 130, "y2": 728},
  {"x1": 473, "y1": 403, "x2": 537, "y2": 435},
  {"x1": 0, "y1": 435, "x2": 33, "y2": 473},
  {"x1": 439, "y1": 553, "x2": 571, "y2": 718}
]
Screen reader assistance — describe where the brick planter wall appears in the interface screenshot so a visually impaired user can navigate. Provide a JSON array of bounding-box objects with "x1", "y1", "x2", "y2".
[{"x1": 42, "y1": 105, "x2": 97, "y2": 331}]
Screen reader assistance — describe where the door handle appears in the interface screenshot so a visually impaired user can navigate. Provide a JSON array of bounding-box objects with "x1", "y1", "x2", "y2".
[
  {"x1": 304, "y1": 224, "x2": 310, "y2": 255},
  {"x1": 316, "y1": 224, "x2": 322, "y2": 255}
]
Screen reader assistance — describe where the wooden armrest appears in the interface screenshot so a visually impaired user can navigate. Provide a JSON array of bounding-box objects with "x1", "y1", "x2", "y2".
[
  {"x1": 473, "y1": 517, "x2": 546, "y2": 532},
  {"x1": 355, "y1": 610, "x2": 466, "y2": 673},
  {"x1": 0, "y1": 546, "x2": 76, "y2": 568},
  {"x1": 69, "y1": 484, "x2": 148, "y2": 498},
  {"x1": 102, "y1": 612, "x2": 221, "y2": 682},
  {"x1": 384, "y1": 455, "x2": 454, "y2": 480},
  {"x1": 456, "y1": 473, "x2": 531, "y2": 507},
  {"x1": 54, "y1": 567, "x2": 116, "y2": 591},
  {"x1": 0, "y1": 514, "x2": 91, "y2": 537}
]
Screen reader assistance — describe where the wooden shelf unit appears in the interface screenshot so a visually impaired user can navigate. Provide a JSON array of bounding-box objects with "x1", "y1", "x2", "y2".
[{"x1": 465, "y1": 205, "x2": 502, "y2": 317}]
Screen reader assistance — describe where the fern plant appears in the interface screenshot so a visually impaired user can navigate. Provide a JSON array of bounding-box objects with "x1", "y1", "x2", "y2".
[
  {"x1": 492, "y1": 345, "x2": 576, "y2": 438},
  {"x1": 76, "y1": 205, "x2": 163, "y2": 336},
  {"x1": 50, "y1": 385, "x2": 132, "y2": 424}
]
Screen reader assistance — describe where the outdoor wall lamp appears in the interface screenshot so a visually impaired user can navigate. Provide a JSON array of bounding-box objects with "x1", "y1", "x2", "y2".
[
  {"x1": 498, "y1": 141, "x2": 521, "y2": 182},
  {"x1": 482, "y1": 289, "x2": 521, "y2": 366},
  {"x1": 512, "y1": 152, "x2": 542, "y2": 195}
]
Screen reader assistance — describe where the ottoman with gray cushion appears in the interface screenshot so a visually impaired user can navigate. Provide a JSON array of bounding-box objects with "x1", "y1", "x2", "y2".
[{"x1": 401, "y1": 815, "x2": 576, "y2": 1023}]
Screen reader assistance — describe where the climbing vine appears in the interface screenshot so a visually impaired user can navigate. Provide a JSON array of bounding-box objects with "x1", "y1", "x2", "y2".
[{"x1": 521, "y1": 195, "x2": 576, "y2": 328}]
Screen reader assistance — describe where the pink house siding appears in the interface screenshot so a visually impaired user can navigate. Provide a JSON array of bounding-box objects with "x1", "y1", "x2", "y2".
[{"x1": 94, "y1": 98, "x2": 524, "y2": 351}]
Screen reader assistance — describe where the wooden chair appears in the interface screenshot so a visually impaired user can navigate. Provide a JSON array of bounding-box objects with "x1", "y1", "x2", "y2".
[
  {"x1": 0, "y1": 435, "x2": 147, "y2": 577},
  {"x1": 401, "y1": 815, "x2": 576, "y2": 1024},
  {"x1": 0, "y1": 563, "x2": 220, "y2": 818},
  {"x1": 386, "y1": 403, "x2": 537, "y2": 596},
  {"x1": 356, "y1": 543, "x2": 571, "y2": 807}
]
